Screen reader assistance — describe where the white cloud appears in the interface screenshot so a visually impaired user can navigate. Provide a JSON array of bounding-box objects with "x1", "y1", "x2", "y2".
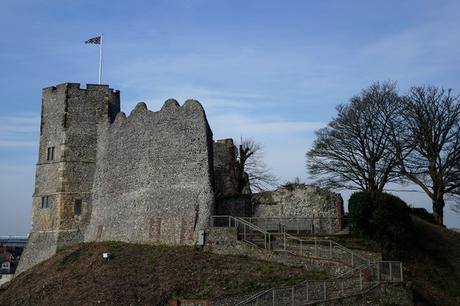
[
  {"x1": 0, "y1": 114, "x2": 39, "y2": 148},
  {"x1": 0, "y1": 140, "x2": 37, "y2": 147}
]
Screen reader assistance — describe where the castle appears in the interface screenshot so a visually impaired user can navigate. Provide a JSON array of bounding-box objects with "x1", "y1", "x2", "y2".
[{"x1": 17, "y1": 83, "x2": 343, "y2": 274}]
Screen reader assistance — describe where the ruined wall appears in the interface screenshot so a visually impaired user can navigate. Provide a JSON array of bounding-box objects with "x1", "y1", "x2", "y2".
[
  {"x1": 17, "y1": 83, "x2": 120, "y2": 274},
  {"x1": 213, "y1": 139, "x2": 238, "y2": 198},
  {"x1": 212, "y1": 139, "x2": 251, "y2": 216},
  {"x1": 252, "y1": 184, "x2": 344, "y2": 233},
  {"x1": 84, "y1": 99, "x2": 215, "y2": 245}
]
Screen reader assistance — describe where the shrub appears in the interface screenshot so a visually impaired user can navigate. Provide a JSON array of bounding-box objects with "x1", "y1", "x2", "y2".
[
  {"x1": 348, "y1": 191, "x2": 412, "y2": 260},
  {"x1": 348, "y1": 191, "x2": 377, "y2": 234},
  {"x1": 372, "y1": 193, "x2": 412, "y2": 259},
  {"x1": 410, "y1": 207, "x2": 435, "y2": 224}
]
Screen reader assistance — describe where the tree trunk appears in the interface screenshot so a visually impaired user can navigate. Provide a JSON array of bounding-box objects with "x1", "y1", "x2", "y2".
[{"x1": 432, "y1": 197, "x2": 445, "y2": 226}]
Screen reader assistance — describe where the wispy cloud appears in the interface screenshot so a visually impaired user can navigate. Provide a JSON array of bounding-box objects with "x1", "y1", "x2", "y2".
[
  {"x1": 122, "y1": 84, "x2": 264, "y2": 114},
  {"x1": 357, "y1": 4, "x2": 460, "y2": 85},
  {"x1": 210, "y1": 113, "x2": 324, "y2": 137},
  {"x1": 0, "y1": 114, "x2": 39, "y2": 148}
]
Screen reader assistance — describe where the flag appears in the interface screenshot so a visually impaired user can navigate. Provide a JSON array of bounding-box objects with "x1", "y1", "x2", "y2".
[{"x1": 85, "y1": 36, "x2": 101, "y2": 44}]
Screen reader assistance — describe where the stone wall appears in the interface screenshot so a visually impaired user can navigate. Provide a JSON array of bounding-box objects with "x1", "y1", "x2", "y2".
[
  {"x1": 212, "y1": 139, "x2": 252, "y2": 216},
  {"x1": 252, "y1": 184, "x2": 344, "y2": 233},
  {"x1": 84, "y1": 100, "x2": 215, "y2": 246},
  {"x1": 214, "y1": 195, "x2": 252, "y2": 217},
  {"x1": 252, "y1": 184, "x2": 343, "y2": 218},
  {"x1": 213, "y1": 139, "x2": 238, "y2": 198}
]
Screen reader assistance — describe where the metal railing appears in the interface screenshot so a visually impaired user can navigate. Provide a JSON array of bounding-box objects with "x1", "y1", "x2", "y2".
[
  {"x1": 210, "y1": 216, "x2": 368, "y2": 269},
  {"x1": 241, "y1": 217, "x2": 344, "y2": 236},
  {"x1": 210, "y1": 215, "x2": 273, "y2": 249},
  {"x1": 210, "y1": 216, "x2": 404, "y2": 305},
  {"x1": 235, "y1": 261, "x2": 403, "y2": 306},
  {"x1": 270, "y1": 232, "x2": 370, "y2": 269}
]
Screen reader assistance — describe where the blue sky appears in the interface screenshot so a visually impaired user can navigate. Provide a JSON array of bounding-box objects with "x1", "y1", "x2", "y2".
[{"x1": 1, "y1": 0, "x2": 459, "y2": 235}]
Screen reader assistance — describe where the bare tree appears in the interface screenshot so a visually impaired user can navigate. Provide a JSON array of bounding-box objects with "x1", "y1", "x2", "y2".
[
  {"x1": 451, "y1": 201, "x2": 460, "y2": 216},
  {"x1": 235, "y1": 138, "x2": 278, "y2": 193},
  {"x1": 450, "y1": 162, "x2": 460, "y2": 216},
  {"x1": 396, "y1": 86, "x2": 460, "y2": 225},
  {"x1": 306, "y1": 81, "x2": 403, "y2": 192}
]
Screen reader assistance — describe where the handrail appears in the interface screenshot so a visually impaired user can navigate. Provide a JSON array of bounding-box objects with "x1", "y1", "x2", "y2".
[
  {"x1": 235, "y1": 261, "x2": 403, "y2": 305},
  {"x1": 234, "y1": 288, "x2": 272, "y2": 306},
  {"x1": 210, "y1": 215, "x2": 274, "y2": 249},
  {"x1": 211, "y1": 215, "x2": 370, "y2": 269},
  {"x1": 241, "y1": 216, "x2": 345, "y2": 235},
  {"x1": 270, "y1": 232, "x2": 371, "y2": 268},
  {"x1": 209, "y1": 216, "x2": 404, "y2": 305}
]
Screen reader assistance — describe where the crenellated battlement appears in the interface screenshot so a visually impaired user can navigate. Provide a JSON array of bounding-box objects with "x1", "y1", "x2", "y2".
[
  {"x1": 106, "y1": 99, "x2": 209, "y2": 131},
  {"x1": 42, "y1": 83, "x2": 120, "y2": 95}
]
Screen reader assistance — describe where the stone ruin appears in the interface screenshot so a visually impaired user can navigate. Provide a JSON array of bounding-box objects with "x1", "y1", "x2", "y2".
[{"x1": 17, "y1": 83, "x2": 344, "y2": 273}]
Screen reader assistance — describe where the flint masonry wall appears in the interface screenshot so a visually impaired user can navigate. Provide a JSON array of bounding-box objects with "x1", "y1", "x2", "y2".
[
  {"x1": 84, "y1": 99, "x2": 215, "y2": 245},
  {"x1": 252, "y1": 184, "x2": 344, "y2": 233},
  {"x1": 252, "y1": 184, "x2": 343, "y2": 218},
  {"x1": 17, "y1": 83, "x2": 120, "y2": 274}
]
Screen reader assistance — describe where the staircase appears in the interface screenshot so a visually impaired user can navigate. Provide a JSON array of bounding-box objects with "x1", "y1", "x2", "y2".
[{"x1": 210, "y1": 216, "x2": 404, "y2": 306}]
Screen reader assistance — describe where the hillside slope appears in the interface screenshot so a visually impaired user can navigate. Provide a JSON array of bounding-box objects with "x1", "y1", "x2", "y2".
[
  {"x1": 0, "y1": 241, "x2": 325, "y2": 306},
  {"x1": 325, "y1": 216, "x2": 460, "y2": 305},
  {"x1": 407, "y1": 217, "x2": 460, "y2": 306}
]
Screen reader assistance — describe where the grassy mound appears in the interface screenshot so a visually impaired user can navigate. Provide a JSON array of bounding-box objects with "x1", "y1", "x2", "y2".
[{"x1": 0, "y1": 242, "x2": 326, "y2": 306}]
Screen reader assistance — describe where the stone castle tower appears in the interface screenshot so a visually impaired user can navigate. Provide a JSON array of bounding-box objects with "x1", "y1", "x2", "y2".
[{"x1": 17, "y1": 84, "x2": 120, "y2": 273}]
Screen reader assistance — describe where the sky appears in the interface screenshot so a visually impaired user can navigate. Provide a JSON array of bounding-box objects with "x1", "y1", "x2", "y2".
[{"x1": 0, "y1": 0, "x2": 459, "y2": 235}]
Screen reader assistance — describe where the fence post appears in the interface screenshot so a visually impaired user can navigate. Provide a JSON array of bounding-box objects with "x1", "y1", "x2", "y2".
[
  {"x1": 300, "y1": 240, "x2": 303, "y2": 256},
  {"x1": 315, "y1": 240, "x2": 318, "y2": 257},
  {"x1": 400, "y1": 262, "x2": 403, "y2": 282},
  {"x1": 306, "y1": 282, "x2": 309, "y2": 302},
  {"x1": 359, "y1": 270, "x2": 363, "y2": 290},
  {"x1": 284, "y1": 232, "x2": 287, "y2": 250},
  {"x1": 341, "y1": 279, "x2": 344, "y2": 295},
  {"x1": 272, "y1": 288, "x2": 275, "y2": 306},
  {"x1": 244, "y1": 223, "x2": 246, "y2": 241},
  {"x1": 389, "y1": 262, "x2": 393, "y2": 281},
  {"x1": 377, "y1": 262, "x2": 380, "y2": 281},
  {"x1": 329, "y1": 240, "x2": 332, "y2": 258},
  {"x1": 268, "y1": 234, "x2": 271, "y2": 250},
  {"x1": 291, "y1": 287, "x2": 295, "y2": 306},
  {"x1": 323, "y1": 281, "x2": 327, "y2": 300}
]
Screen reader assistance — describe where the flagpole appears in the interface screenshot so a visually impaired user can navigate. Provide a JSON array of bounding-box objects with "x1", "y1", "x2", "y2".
[{"x1": 98, "y1": 33, "x2": 103, "y2": 84}]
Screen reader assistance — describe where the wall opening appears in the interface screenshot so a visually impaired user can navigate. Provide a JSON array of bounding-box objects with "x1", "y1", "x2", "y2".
[
  {"x1": 74, "y1": 199, "x2": 82, "y2": 215},
  {"x1": 46, "y1": 146, "x2": 55, "y2": 160},
  {"x1": 41, "y1": 196, "x2": 50, "y2": 208}
]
